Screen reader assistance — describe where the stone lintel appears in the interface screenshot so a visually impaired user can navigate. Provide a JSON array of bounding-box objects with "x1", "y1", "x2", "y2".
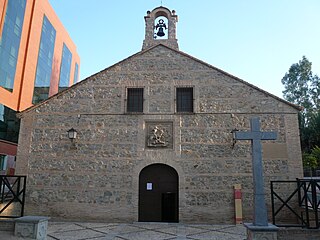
[{"x1": 244, "y1": 223, "x2": 279, "y2": 240}]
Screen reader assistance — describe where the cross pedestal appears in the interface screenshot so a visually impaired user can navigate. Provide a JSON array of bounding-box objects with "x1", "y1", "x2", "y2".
[{"x1": 234, "y1": 117, "x2": 279, "y2": 240}]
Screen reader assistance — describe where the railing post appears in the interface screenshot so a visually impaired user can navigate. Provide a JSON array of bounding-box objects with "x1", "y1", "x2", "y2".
[
  {"x1": 302, "y1": 180, "x2": 310, "y2": 228},
  {"x1": 0, "y1": 175, "x2": 3, "y2": 202},
  {"x1": 17, "y1": 176, "x2": 21, "y2": 202},
  {"x1": 271, "y1": 181, "x2": 276, "y2": 225},
  {"x1": 297, "y1": 178, "x2": 302, "y2": 207},
  {"x1": 311, "y1": 180, "x2": 319, "y2": 229},
  {"x1": 21, "y1": 176, "x2": 27, "y2": 217}
]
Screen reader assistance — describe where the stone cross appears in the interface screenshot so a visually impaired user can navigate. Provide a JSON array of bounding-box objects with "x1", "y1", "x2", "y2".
[{"x1": 235, "y1": 117, "x2": 277, "y2": 226}]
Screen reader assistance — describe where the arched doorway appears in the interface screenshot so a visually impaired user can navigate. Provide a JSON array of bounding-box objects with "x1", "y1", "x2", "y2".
[{"x1": 139, "y1": 163, "x2": 178, "y2": 222}]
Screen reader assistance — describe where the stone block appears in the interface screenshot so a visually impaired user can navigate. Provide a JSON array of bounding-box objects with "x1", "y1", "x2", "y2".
[
  {"x1": 14, "y1": 216, "x2": 50, "y2": 240},
  {"x1": 244, "y1": 223, "x2": 279, "y2": 240}
]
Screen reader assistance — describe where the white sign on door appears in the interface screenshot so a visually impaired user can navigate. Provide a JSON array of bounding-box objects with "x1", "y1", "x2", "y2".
[{"x1": 147, "y1": 183, "x2": 152, "y2": 190}]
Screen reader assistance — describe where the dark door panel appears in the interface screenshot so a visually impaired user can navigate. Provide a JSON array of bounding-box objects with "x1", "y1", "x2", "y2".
[
  {"x1": 139, "y1": 164, "x2": 178, "y2": 222},
  {"x1": 162, "y1": 192, "x2": 177, "y2": 222}
]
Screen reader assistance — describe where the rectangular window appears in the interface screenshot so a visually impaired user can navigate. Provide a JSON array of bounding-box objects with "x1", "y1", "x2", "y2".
[
  {"x1": 176, "y1": 87, "x2": 193, "y2": 113},
  {"x1": 32, "y1": 15, "x2": 56, "y2": 104},
  {"x1": 127, "y1": 88, "x2": 143, "y2": 113},
  {"x1": 0, "y1": 0, "x2": 27, "y2": 91},
  {"x1": 58, "y1": 44, "x2": 72, "y2": 92},
  {"x1": 0, "y1": 103, "x2": 20, "y2": 143},
  {"x1": 0, "y1": 155, "x2": 7, "y2": 171},
  {"x1": 73, "y1": 62, "x2": 79, "y2": 84}
]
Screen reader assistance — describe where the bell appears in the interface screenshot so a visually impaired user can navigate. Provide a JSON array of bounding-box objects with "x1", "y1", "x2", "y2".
[{"x1": 157, "y1": 27, "x2": 165, "y2": 37}]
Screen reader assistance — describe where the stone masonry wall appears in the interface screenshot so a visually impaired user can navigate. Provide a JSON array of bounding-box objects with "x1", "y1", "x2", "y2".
[{"x1": 16, "y1": 45, "x2": 303, "y2": 223}]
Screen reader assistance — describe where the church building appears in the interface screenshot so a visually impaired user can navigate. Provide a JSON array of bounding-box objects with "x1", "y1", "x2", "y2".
[{"x1": 16, "y1": 7, "x2": 303, "y2": 223}]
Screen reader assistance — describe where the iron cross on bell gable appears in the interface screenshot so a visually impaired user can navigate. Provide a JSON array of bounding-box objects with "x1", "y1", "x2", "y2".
[{"x1": 234, "y1": 117, "x2": 277, "y2": 226}]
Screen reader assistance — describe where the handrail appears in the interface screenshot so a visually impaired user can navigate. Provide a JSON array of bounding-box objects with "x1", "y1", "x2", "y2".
[
  {"x1": 271, "y1": 179, "x2": 320, "y2": 229},
  {"x1": 0, "y1": 175, "x2": 27, "y2": 218}
]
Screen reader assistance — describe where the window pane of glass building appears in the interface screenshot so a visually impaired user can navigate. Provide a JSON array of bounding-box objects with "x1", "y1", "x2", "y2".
[
  {"x1": 59, "y1": 44, "x2": 72, "y2": 92},
  {"x1": 73, "y1": 62, "x2": 79, "y2": 84},
  {"x1": 32, "y1": 15, "x2": 56, "y2": 104},
  {"x1": 0, "y1": 155, "x2": 6, "y2": 171},
  {"x1": 0, "y1": 104, "x2": 20, "y2": 143},
  {"x1": 0, "y1": 0, "x2": 27, "y2": 91}
]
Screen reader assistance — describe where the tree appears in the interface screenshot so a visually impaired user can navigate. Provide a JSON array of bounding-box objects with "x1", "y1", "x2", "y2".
[
  {"x1": 308, "y1": 112, "x2": 320, "y2": 148},
  {"x1": 303, "y1": 152, "x2": 318, "y2": 172},
  {"x1": 281, "y1": 56, "x2": 313, "y2": 112},
  {"x1": 310, "y1": 75, "x2": 320, "y2": 110},
  {"x1": 281, "y1": 56, "x2": 320, "y2": 153},
  {"x1": 303, "y1": 146, "x2": 320, "y2": 176}
]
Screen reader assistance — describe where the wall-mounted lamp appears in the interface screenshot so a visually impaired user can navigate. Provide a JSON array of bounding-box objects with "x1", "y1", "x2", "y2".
[
  {"x1": 231, "y1": 128, "x2": 239, "y2": 148},
  {"x1": 67, "y1": 128, "x2": 77, "y2": 141}
]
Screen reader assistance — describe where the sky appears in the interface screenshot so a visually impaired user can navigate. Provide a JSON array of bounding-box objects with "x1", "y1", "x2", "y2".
[{"x1": 48, "y1": 0, "x2": 320, "y2": 98}]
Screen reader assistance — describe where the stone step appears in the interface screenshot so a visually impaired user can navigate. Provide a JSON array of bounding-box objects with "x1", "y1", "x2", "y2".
[{"x1": 0, "y1": 218, "x2": 15, "y2": 231}]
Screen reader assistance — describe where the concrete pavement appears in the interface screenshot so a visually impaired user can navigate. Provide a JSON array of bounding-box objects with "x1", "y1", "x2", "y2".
[{"x1": 0, "y1": 221, "x2": 247, "y2": 240}]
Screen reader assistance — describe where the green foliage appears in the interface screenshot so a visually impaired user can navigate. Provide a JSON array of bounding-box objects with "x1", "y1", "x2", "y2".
[
  {"x1": 281, "y1": 56, "x2": 313, "y2": 111},
  {"x1": 310, "y1": 75, "x2": 320, "y2": 110},
  {"x1": 281, "y1": 56, "x2": 320, "y2": 153},
  {"x1": 302, "y1": 146, "x2": 320, "y2": 170},
  {"x1": 308, "y1": 112, "x2": 320, "y2": 148},
  {"x1": 303, "y1": 153, "x2": 318, "y2": 170},
  {"x1": 312, "y1": 145, "x2": 320, "y2": 156}
]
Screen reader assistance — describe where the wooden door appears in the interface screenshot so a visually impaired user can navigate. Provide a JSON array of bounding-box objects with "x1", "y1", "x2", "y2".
[{"x1": 139, "y1": 164, "x2": 178, "y2": 222}]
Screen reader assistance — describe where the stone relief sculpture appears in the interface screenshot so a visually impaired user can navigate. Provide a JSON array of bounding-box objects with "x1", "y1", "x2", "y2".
[
  {"x1": 149, "y1": 126, "x2": 166, "y2": 146},
  {"x1": 146, "y1": 122, "x2": 173, "y2": 148}
]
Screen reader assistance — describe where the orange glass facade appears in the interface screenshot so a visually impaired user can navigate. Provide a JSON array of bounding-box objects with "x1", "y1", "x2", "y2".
[{"x1": 0, "y1": 0, "x2": 80, "y2": 168}]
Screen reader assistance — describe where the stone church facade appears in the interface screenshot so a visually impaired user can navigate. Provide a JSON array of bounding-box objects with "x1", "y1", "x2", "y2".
[{"x1": 16, "y1": 7, "x2": 303, "y2": 223}]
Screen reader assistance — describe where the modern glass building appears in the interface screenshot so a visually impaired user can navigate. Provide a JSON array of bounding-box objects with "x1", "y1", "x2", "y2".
[{"x1": 0, "y1": 0, "x2": 80, "y2": 174}]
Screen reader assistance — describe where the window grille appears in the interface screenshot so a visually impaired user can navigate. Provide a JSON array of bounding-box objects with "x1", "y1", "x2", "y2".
[
  {"x1": 127, "y1": 88, "x2": 144, "y2": 113},
  {"x1": 176, "y1": 87, "x2": 193, "y2": 112}
]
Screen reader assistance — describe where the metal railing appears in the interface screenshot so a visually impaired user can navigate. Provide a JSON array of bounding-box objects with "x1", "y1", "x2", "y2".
[
  {"x1": 271, "y1": 179, "x2": 320, "y2": 229},
  {"x1": 0, "y1": 175, "x2": 26, "y2": 218}
]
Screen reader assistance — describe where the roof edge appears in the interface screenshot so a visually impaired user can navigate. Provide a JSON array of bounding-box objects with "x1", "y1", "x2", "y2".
[
  {"x1": 155, "y1": 44, "x2": 302, "y2": 111},
  {"x1": 17, "y1": 44, "x2": 165, "y2": 118},
  {"x1": 18, "y1": 43, "x2": 302, "y2": 118}
]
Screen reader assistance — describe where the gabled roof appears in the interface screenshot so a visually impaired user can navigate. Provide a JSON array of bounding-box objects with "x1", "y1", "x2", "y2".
[{"x1": 18, "y1": 43, "x2": 302, "y2": 117}]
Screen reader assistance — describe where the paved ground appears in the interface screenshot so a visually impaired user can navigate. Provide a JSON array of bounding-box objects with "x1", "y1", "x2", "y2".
[{"x1": 0, "y1": 222, "x2": 247, "y2": 240}]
